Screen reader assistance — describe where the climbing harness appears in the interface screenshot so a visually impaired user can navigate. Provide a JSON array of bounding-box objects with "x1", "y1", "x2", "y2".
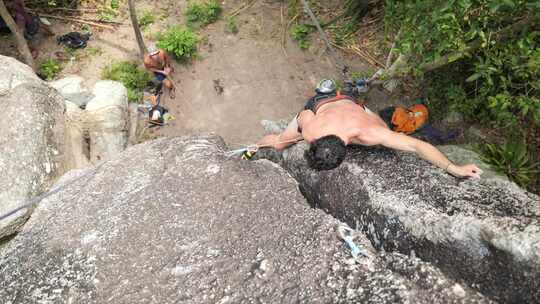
[{"x1": 337, "y1": 224, "x2": 368, "y2": 259}]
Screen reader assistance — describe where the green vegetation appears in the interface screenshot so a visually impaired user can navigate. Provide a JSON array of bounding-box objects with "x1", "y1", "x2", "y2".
[
  {"x1": 480, "y1": 140, "x2": 539, "y2": 187},
  {"x1": 226, "y1": 16, "x2": 239, "y2": 34},
  {"x1": 101, "y1": 61, "x2": 152, "y2": 102},
  {"x1": 86, "y1": 46, "x2": 103, "y2": 56},
  {"x1": 291, "y1": 24, "x2": 312, "y2": 49},
  {"x1": 350, "y1": 70, "x2": 374, "y2": 80},
  {"x1": 39, "y1": 59, "x2": 61, "y2": 81},
  {"x1": 99, "y1": 0, "x2": 120, "y2": 22},
  {"x1": 138, "y1": 10, "x2": 155, "y2": 29},
  {"x1": 110, "y1": 0, "x2": 120, "y2": 10},
  {"x1": 184, "y1": 0, "x2": 222, "y2": 29},
  {"x1": 384, "y1": 0, "x2": 539, "y2": 128},
  {"x1": 156, "y1": 26, "x2": 199, "y2": 61},
  {"x1": 99, "y1": 7, "x2": 117, "y2": 22}
]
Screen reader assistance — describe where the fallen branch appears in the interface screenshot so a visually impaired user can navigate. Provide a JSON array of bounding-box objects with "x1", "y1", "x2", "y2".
[
  {"x1": 32, "y1": 7, "x2": 101, "y2": 13},
  {"x1": 228, "y1": 0, "x2": 258, "y2": 18},
  {"x1": 32, "y1": 11, "x2": 125, "y2": 25},
  {"x1": 35, "y1": 13, "x2": 116, "y2": 29},
  {"x1": 280, "y1": 1, "x2": 287, "y2": 57},
  {"x1": 385, "y1": 27, "x2": 402, "y2": 68}
]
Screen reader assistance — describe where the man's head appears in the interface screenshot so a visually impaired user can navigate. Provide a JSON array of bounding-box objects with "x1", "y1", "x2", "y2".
[
  {"x1": 304, "y1": 135, "x2": 346, "y2": 171},
  {"x1": 147, "y1": 44, "x2": 160, "y2": 57}
]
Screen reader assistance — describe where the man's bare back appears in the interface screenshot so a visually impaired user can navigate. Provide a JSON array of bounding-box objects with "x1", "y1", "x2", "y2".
[{"x1": 301, "y1": 100, "x2": 387, "y2": 145}]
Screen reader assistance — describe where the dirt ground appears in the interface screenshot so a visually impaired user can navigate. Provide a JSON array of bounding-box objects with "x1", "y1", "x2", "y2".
[{"x1": 1, "y1": 0, "x2": 381, "y2": 146}]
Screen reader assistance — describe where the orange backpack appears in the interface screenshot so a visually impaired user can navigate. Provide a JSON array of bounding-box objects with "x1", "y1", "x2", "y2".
[{"x1": 391, "y1": 104, "x2": 429, "y2": 134}]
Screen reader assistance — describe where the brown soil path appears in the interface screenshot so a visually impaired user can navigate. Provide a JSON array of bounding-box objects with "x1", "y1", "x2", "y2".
[{"x1": 158, "y1": 0, "x2": 369, "y2": 145}]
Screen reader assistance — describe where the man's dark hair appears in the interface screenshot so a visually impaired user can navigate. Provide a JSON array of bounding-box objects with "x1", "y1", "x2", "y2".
[{"x1": 304, "y1": 135, "x2": 347, "y2": 171}]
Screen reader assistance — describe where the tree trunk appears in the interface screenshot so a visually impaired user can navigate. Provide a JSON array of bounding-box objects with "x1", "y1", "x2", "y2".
[
  {"x1": 0, "y1": 0, "x2": 35, "y2": 70},
  {"x1": 127, "y1": 0, "x2": 146, "y2": 60}
]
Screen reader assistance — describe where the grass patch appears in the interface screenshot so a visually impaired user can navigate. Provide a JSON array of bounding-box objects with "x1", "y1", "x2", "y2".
[
  {"x1": 184, "y1": 0, "x2": 222, "y2": 29},
  {"x1": 225, "y1": 16, "x2": 238, "y2": 34},
  {"x1": 290, "y1": 24, "x2": 312, "y2": 50},
  {"x1": 350, "y1": 69, "x2": 374, "y2": 80},
  {"x1": 156, "y1": 26, "x2": 199, "y2": 62},
  {"x1": 138, "y1": 10, "x2": 155, "y2": 29},
  {"x1": 101, "y1": 61, "x2": 152, "y2": 103},
  {"x1": 86, "y1": 46, "x2": 103, "y2": 56},
  {"x1": 39, "y1": 59, "x2": 62, "y2": 80}
]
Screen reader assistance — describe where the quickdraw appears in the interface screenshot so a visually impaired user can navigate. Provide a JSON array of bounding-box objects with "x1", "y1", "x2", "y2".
[{"x1": 337, "y1": 224, "x2": 368, "y2": 259}]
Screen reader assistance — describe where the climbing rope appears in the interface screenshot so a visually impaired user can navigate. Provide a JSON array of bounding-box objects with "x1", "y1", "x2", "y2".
[
  {"x1": 224, "y1": 137, "x2": 304, "y2": 158},
  {"x1": 0, "y1": 161, "x2": 106, "y2": 223}
]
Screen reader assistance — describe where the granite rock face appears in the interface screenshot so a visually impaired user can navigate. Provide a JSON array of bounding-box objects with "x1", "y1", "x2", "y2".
[
  {"x1": 85, "y1": 80, "x2": 128, "y2": 163},
  {"x1": 0, "y1": 135, "x2": 490, "y2": 303},
  {"x1": 49, "y1": 75, "x2": 94, "y2": 108},
  {"x1": 257, "y1": 143, "x2": 540, "y2": 303},
  {"x1": 0, "y1": 55, "x2": 65, "y2": 239}
]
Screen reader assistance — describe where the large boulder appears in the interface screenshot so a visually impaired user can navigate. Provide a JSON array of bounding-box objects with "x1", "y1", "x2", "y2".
[
  {"x1": 257, "y1": 143, "x2": 540, "y2": 303},
  {"x1": 85, "y1": 80, "x2": 128, "y2": 163},
  {"x1": 0, "y1": 56, "x2": 65, "y2": 239},
  {"x1": 0, "y1": 135, "x2": 490, "y2": 303},
  {"x1": 49, "y1": 75, "x2": 94, "y2": 108}
]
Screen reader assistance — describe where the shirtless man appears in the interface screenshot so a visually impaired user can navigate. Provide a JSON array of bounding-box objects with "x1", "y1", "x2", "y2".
[
  {"x1": 257, "y1": 80, "x2": 483, "y2": 178},
  {"x1": 144, "y1": 44, "x2": 175, "y2": 98}
]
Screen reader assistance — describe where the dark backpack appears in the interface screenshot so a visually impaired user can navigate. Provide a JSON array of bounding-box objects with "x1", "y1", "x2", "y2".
[{"x1": 57, "y1": 32, "x2": 91, "y2": 49}]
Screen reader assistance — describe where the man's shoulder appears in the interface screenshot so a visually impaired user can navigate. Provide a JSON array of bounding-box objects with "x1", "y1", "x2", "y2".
[
  {"x1": 158, "y1": 49, "x2": 168, "y2": 59},
  {"x1": 143, "y1": 55, "x2": 151, "y2": 63},
  {"x1": 351, "y1": 125, "x2": 392, "y2": 145}
]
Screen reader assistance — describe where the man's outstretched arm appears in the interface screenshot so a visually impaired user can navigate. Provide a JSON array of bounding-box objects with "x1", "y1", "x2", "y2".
[
  {"x1": 257, "y1": 111, "x2": 311, "y2": 150},
  {"x1": 373, "y1": 127, "x2": 483, "y2": 179}
]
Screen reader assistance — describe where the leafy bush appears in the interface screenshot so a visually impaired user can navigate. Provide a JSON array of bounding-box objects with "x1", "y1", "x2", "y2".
[
  {"x1": 101, "y1": 61, "x2": 152, "y2": 102},
  {"x1": 138, "y1": 10, "x2": 155, "y2": 29},
  {"x1": 226, "y1": 16, "x2": 238, "y2": 34},
  {"x1": 385, "y1": 0, "x2": 539, "y2": 129},
  {"x1": 39, "y1": 59, "x2": 61, "y2": 80},
  {"x1": 156, "y1": 26, "x2": 199, "y2": 61},
  {"x1": 110, "y1": 0, "x2": 119, "y2": 10},
  {"x1": 291, "y1": 24, "x2": 312, "y2": 49},
  {"x1": 480, "y1": 140, "x2": 539, "y2": 187},
  {"x1": 184, "y1": 0, "x2": 222, "y2": 29}
]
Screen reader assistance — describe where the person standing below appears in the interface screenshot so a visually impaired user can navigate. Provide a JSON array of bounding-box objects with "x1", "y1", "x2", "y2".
[{"x1": 143, "y1": 44, "x2": 175, "y2": 98}]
